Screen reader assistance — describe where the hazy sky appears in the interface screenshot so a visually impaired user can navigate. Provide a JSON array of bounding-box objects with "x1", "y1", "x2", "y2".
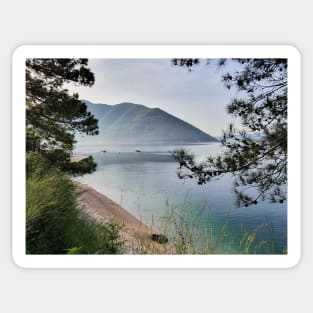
[{"x1": 68, "y1": 59, "x2": 240, "y2": 136}]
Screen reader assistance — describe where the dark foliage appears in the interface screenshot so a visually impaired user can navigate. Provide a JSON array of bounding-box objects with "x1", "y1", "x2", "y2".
[
  {"x1": 26, "y1": 58, "x2": 99, "y2": 175},
  {"x1": 172, "y1": 58, "x2": 287, "y2": 206}
]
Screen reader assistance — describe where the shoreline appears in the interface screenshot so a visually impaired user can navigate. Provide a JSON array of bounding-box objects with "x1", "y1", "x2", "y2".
[
  {"x1": 76, "y1": 183, "x2": 171, "y2": 254},
  {"x1": 76, "y1": 183, "x2": 150, "y2": 235},
  {"x1": 70, "y1": 155, "x2": 89, "y2": 163}
]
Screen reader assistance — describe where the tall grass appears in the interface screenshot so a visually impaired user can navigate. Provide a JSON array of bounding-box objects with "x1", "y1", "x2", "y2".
[
  {"x1": 26, "y1": 168, "x2": 124, "y2": 254},
  {"x1": 133, "y1": 201, "x2": 287, "y2": 255}
]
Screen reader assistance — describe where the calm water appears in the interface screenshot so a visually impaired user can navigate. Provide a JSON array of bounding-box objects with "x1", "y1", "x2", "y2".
[{"x1": 75, "y1": 143, "x2": 287, "y2": 254}]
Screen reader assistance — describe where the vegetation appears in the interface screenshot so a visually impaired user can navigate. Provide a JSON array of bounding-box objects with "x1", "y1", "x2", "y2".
[
  {"x1": 125, "y1": 201, "x2": 286, "y2": 255},
  {"x1": 25, "y1": 58, "x2": 287, "y2": 255},
  {"x1": 26, "y1": 59, "x2": 124, "y2": 254},
  {"x1": 26, "y1": 58, "x2": 99, "y2": 174},
  {"x1": 159, "y1": 205, "x2": 286, "y2": 254},
  {"x1": 172, "y1": 59, "x2": 287, "y2": 206},
  {"x1": 26, "y1": 163, "x2": 123, "y2": 254}
]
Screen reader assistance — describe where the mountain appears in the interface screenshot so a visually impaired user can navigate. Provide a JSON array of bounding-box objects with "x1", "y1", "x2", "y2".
[{"x1": 79, "y1": 100, "x2": 217, "y2": 144}]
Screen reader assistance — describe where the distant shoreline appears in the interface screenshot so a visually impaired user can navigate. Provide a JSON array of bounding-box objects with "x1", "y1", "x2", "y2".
[{"x1": 70, "y1": 155, "x2": 89, "y2": 162}]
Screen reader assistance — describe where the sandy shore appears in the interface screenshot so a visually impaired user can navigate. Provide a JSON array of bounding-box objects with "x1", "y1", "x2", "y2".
[
  {"x1": 77, "y1": 183, "x2": 150, "y2": 234},
  {"x1": 76, "y1": 183, "x2": 169, "y2": 253},
  {"x1": 70, "y1": 155, "x2": 89, "y2": 163}
]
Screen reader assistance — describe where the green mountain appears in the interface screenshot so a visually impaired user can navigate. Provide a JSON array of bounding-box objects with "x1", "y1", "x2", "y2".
[{"x1": 80, "y1": 100, "x2": 217, "y2": 144}]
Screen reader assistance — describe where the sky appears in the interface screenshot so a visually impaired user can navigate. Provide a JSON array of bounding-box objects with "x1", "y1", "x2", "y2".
[{"x1": 68, "y1": 59, "x2": 240, "y2": 136}]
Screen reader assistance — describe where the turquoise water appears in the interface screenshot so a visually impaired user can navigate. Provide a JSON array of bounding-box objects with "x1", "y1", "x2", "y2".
[{"x1": 75, "y1": 143, "x2": 287, "y2": 254}]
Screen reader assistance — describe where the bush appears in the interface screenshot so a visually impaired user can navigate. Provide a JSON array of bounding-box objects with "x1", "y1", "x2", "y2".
[
  {"x1": 65, "y1": 155, "x2": 97, "y2": 176},
  {"x1": 26, "y1": 169, "x2": 123, "y2": 254},
  {"x1": 26, "y1": 152, "x2": 53, "y2": 178},
  {"x1": 26, "y1": 151, "x2": 97, "y2": 178}
]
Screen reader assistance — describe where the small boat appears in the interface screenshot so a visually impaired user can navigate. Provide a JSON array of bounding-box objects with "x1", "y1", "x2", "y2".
[
  {"x1": 135, "y1": 149, "x2": 141, "y2": 152},
  {"x1": 101, "y1": 150, "x2": 107, "y2": 153}
]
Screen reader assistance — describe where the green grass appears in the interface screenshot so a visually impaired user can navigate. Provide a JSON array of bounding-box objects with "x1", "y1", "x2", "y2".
[{"x1": 26, "y1": 167, "x2": 124, "y2": 254}]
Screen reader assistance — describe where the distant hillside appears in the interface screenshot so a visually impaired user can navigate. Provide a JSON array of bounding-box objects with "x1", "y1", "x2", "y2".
[{"x1": 79, "y1": 100, "x2": 217, "y2": 144}]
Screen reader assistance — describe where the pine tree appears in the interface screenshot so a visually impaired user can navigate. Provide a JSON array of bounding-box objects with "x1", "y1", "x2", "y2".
[
  {"x1": 26, "y1": 58, "x2": 99, "y2": 175},
  {"x1": 172, "y1": 58, "x2": 287, "y2": 206}
]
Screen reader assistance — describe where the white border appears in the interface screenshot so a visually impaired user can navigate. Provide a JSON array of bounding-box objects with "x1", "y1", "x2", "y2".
[{"x1": 12, "y1": 45, "x2": 301, "y2": 268}]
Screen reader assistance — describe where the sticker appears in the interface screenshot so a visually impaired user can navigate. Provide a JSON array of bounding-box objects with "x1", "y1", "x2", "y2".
[{"x1": 12, "y1": 45, "x2": 301, "y2": 268}]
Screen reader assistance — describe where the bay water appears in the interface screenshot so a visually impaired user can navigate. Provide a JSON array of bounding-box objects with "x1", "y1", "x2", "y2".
[{"x1": 75, "y1": 142, "x2": 287, "y2": 254}]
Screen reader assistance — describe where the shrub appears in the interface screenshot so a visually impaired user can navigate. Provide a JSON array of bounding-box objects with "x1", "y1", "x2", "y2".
[{"x1": 26, "y1": 169, "x2": 123, "y2": 254}]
